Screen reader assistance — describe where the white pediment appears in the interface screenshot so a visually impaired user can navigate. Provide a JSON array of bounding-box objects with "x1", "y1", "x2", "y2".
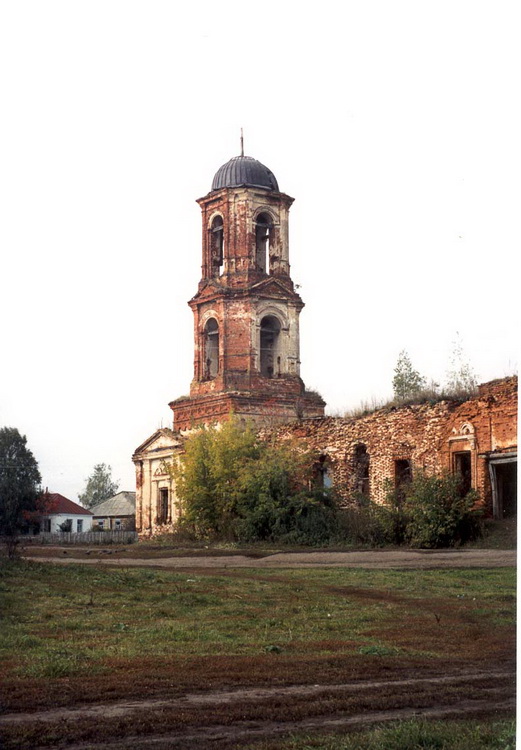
[{"x1": 133, "y1": 428, "x2": 182, "y2": 458}]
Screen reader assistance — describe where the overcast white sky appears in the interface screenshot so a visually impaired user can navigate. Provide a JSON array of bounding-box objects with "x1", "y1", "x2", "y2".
[{"x1": 1, "y1": 1, "x2": 518, "y2": 503}]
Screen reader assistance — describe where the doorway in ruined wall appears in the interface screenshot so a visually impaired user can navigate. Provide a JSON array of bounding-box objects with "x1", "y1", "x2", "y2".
[
  {"x1": 353, "y1": 444, "x2": 370, "y2": 498},
  {"x1": 157, "y1": 487, "x2": 169, "y2": 525},
  {"x1": 452, "y1": 451, "x2": 472, "y2": 497},
  {"x1": 489, "y1": 456, "x2": 517, "y2": 519}
]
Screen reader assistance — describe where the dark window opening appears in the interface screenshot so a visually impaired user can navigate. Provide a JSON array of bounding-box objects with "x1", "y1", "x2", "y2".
[
  {"x1": 353, "y1": 444, "x2": 370, "y2": 497},
  {"x1": 255, "y1": 213, "x2": 272, "y2": 274},
  {"x1": 394, "y1": 459, "x2": 412, "y2": 500},
  {"x1": 158, "y1": 488, "x2": 169, "y2": 524},
  {"x1": 453, "y1": 451, "x2": 472, "y2": 496},
  {"x1": 77, "y1": 519, "x2": 83, "y2": 533},
  {"x1": 210, "y1": 216, "x2": 224, "y2": 276},
  {"x1": 260, "y1": 315, "x2": 281, "y2": 378},
  {"x1": 204, "y1": 318, "x2": 219, "y2": 380},
  {"x1": 315, "y1": 454, "x2": 333, "y2": 489},
  {"x1": 43, "y1": 518, "x2": 51, "y2": 533}
]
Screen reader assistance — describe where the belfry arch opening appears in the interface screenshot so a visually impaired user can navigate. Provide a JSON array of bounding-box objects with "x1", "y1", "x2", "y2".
[
  {"x1": 210, "y1": 216, "x2": 224, "y2": 276},
  {"x1": 203, "y1": 318, "x2": 219, "y2": 380},
  {"x1": 255, "y1": 213, "x2": 273, "y2": 274},
  {"x1": 260, "y1": 315, "x2": 281, "y2": 378}
]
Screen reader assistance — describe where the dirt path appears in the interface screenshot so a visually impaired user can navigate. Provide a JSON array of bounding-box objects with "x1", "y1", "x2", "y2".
[
  {"x1": 23, "y1": 548, "x2": 517, "y2": 569},
  {"x1": 40, "y1": 702, "x2": 516, "y2": 750},
  {"x1": 0, "y1": 670, "x2": 512, "y2": 725},
  {"x1": 1, "y1": 670, "x2": 514, "y2": 749}
]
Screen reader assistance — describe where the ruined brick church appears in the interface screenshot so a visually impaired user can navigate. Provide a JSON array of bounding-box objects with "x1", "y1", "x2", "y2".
[{"x1": 133, "y1": 150, "x2": 517, "y2": 536}]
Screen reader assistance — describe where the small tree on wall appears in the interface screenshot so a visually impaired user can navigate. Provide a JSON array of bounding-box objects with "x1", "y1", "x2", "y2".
[
  {"x1": 445, "y1": 333, "x2": 477, "y2": 397},
  {"x1": 392, "y1": 350, "x2": 426, "y2": 402}
]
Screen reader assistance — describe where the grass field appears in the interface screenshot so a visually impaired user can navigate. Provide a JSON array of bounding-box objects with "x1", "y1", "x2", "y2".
[{"x1": 0, "y1": 559, "x2": 516, "y2": 749}]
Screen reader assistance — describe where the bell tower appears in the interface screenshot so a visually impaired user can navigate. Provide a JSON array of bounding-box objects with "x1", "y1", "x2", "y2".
[{"x1": 169, "y1": 150, "x2": 325, "y2": 430}]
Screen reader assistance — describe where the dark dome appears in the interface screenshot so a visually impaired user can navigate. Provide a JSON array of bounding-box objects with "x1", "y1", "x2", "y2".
[{"x1": 211, "y1": 155, "x2": 279, "y2": 192}]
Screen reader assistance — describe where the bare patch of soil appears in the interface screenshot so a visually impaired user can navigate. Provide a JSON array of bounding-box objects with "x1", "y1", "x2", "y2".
[{"x1": 1, "y1": 671, "x2": 514, "y2": 749}]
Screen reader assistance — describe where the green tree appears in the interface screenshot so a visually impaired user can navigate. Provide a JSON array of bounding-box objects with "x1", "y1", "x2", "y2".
[
  {"x1": 78, "y1": 463, "x2": 119, "y2": 508},
  {"x1": 171, "y1": 420, "x2": 336, "y2": 544},
  {"x1": 445, "y1": 332, "x2": 477, "y2": 397},
  {"x1": 174, "y1": 420, "x2": 260, "y2": 538},
  {"x1": 392, "y1": 350, "x2": 426, "y2": 401},
  {"x1": 0, "y1": 427, "x2": 42, "y2": 556}
]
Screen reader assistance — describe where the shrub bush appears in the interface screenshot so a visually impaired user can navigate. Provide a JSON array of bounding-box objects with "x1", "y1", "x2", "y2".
[
  {"x1": 400, "y1": 471, "x2": 482, "y2": 548},
  {"x1": 170, "y1": 421, "x2": 482, "y2": 549},
  {"x1": 338, "y1": 473, "x2": 482, "y2": 549},
  {"x1": 170, "y1": 420, "x2": 337, "y2": 546}
]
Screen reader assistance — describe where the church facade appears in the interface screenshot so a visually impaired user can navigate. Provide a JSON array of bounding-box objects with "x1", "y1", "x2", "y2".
[
  {"x1": 133, "y1": 151, "x2": 517, "y2": 537},
  {"x1": 133, "y1": 151, "x2": 325, "y2": 535}
]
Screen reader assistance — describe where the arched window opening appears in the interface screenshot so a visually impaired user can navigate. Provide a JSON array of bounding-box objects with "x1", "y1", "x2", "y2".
[
  {"x1": 353, "y1": 444, "x2": 370, "y2": 498},
  {"x1": 204, "y1": 318, "x2": 219, "y2": 380},
  {"x1": 210, "y1": 216, "x2": 224, "y2": 276},
  {"x1": 316, "y1": 454, "x2": 333, "y2": 489},
  {"x1": 255, "y1": 213, "x2": 272, "y2": 274},
  {"x1": 394, "y1": 459, "x2": 412, "y2": 501},
  {"x1": 260, "y1": 315, "x2": 281, "y2": 378}
]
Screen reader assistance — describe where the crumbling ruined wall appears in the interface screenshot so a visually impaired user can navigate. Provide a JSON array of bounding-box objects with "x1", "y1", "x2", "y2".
[
  {"x1": 270, "y1": 403, "x2": 453, "y2": 505},
  {"x1": 134, "y1": 377, "x2": 517, "y2": 535},
  {"x1": 270, "y1": 377, "x2": 517, "y2": 513},
  {"x1": 439, "y1": 377, "x2": 518, "y2": 508}
]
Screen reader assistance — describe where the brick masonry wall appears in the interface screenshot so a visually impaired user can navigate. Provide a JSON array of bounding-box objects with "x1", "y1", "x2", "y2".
[
  {"x1": 270, "y1": 377, "x2": 517, "y2": 513},
  {"x1": 134, "y1": 377, "x2": 516, "y2": 535}
]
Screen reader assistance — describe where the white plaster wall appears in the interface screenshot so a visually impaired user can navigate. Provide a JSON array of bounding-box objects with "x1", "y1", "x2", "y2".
[{"x1": 44, "y1": 513, "x2": 93, "y2": 533}]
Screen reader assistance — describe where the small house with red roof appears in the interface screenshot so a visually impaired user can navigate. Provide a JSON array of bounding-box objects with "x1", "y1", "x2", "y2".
[{"x1": 40, "y1": 493, "x2": 94, "y2": 534}]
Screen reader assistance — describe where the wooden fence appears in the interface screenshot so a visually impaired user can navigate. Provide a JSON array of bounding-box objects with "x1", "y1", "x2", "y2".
[{"x1": 33, "y1": 531, "x2": 139, "y2": 545}]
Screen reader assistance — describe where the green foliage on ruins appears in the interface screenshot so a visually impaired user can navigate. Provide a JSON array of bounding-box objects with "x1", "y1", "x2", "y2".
[
  {"x1": 381, "y1": 335, "x2": 480, "y2": 415},
  {"x1": 170, "y1": 420, "x2": 337, "y2": 544},
  {"x1": 170, "y1": 420, "x2": 483, "y2": 549},
  {"x1": 392, "y1": 350, "x2": 427, "y2": 402},
  {"x1": 341, "y1": 471, "x2": 482, "y2": 549},
  {"x1": 398, "y1": 471, "x2": 482, "y2": 548},
  {"x1": 444, "y1": 331, "x2": 478, "y2": 397}
]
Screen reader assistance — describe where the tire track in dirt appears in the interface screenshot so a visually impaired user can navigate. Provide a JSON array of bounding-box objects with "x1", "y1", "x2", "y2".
[
  {"x1": 17, "y1": 700, "x2": 517, "y2": 750},
  {"x1": 1, "y1": 670, "x2": 513, "y2": 725}
]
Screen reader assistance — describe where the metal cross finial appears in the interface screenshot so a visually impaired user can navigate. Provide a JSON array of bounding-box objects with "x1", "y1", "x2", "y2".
[{"x1": 240, "y1": 128, "x2": 244, "y2": 157}]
